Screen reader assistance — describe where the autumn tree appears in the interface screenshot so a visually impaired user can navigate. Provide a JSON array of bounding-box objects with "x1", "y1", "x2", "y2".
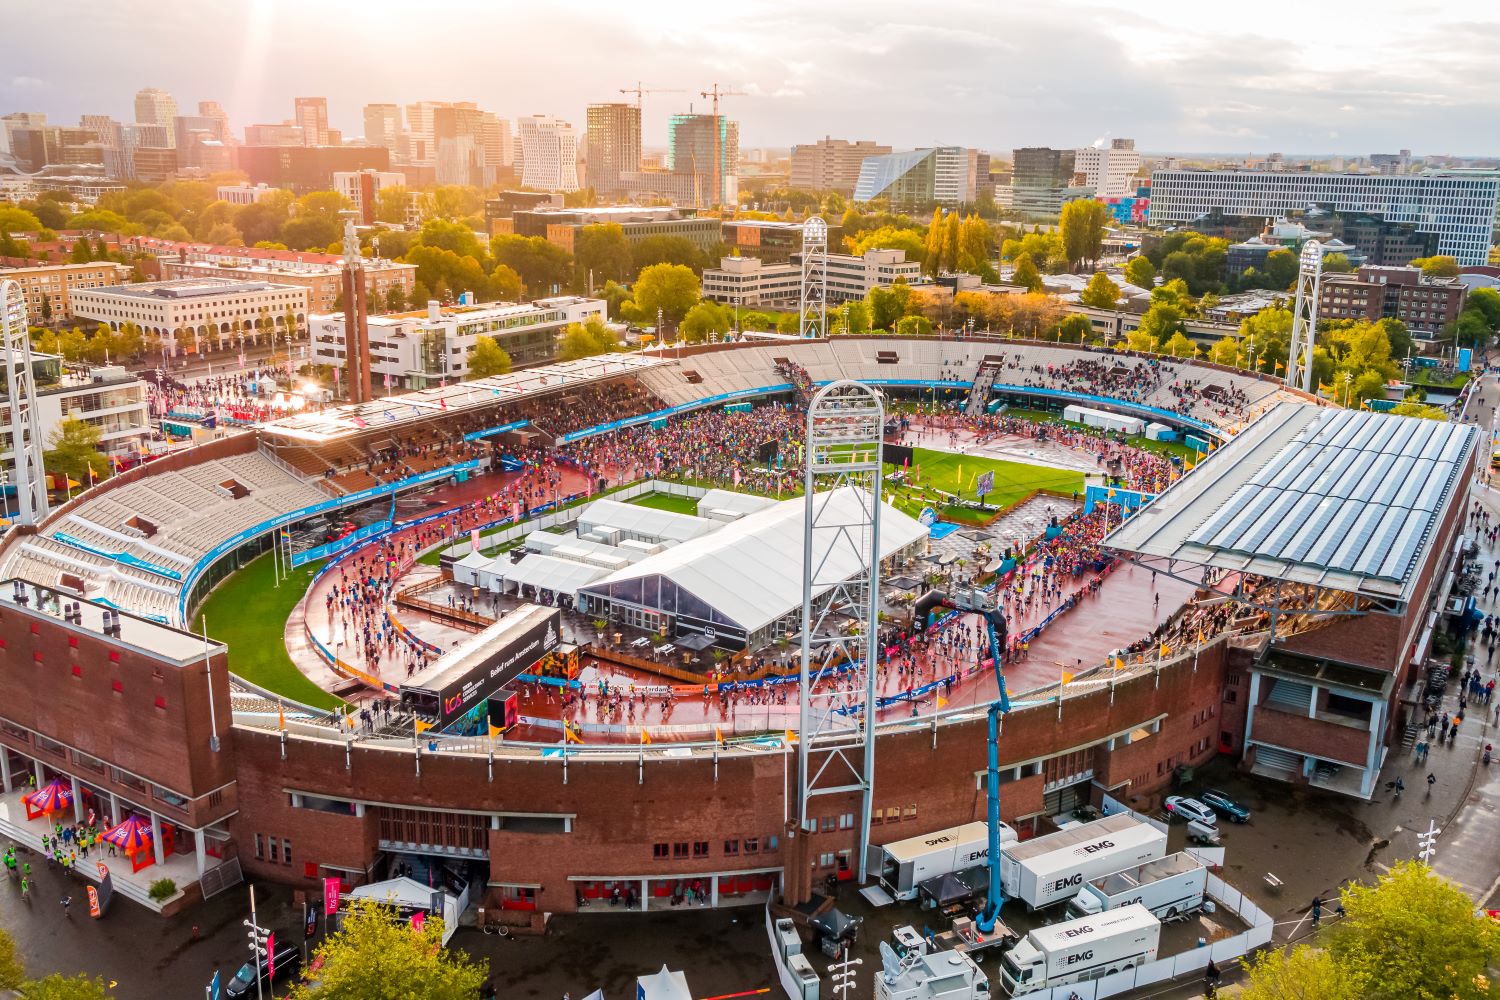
[
  {"x1": 288, "y1": 898, "x2": 486, "y2": 1000},
  {"x1": 622, "y1": 264, "x2": 700, "y2": 330},
  {"x1": 1010, "y1": 252, "x2": 1044, "y2": 293},
  {"x1": 1079, "y1": 272, "x2": 1120, "y2": 309},
  {"x1": 1059, "y1": 199, "x2": 1107, "y2": 270},
  {"x1": 1124, "y1": 256, "x2": 1156, "y2": 290},
  {"x1": 466, "y1": 336, "x2": 512, "y2": 379}
]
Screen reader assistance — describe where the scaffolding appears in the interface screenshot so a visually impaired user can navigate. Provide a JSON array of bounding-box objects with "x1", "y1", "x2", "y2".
[{"x1": 0, "y1": 280, "x2": 48, "y2": 526}]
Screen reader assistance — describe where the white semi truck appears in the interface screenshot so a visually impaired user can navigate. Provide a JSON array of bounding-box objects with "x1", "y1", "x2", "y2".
[
  {"x1": 1065, "y1": 851, "x2": 1208, "y2": 921},
  {"x1": 1000, "y1": 813, "x2": 1168, "y2": 910},
  {"x1": 998, "y1": 904, "x2": 1161, "y2": 996},
  {"x1": 877, "y1": 822, "x2": 1018, "y2": 902}
]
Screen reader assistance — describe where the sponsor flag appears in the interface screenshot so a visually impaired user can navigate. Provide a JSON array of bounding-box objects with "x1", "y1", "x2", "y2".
[
  {"x1": 266, "y1": 932, "x2": 276, "y2": 976},
  {"x1": 411, "y1": 910, "x2": 425, "y2": 931},
  {"x1": 715, "y1": 727, "x2": 724, "y2": 746},
  {"x1": 488, "y1": 724, "x2": 503, "y2": 739},
  {"x1": 784, "y1": 729, "x2": 798, "y2": 745},
  {"x1": 323, "y1": 876, "x2": 341, "y2": 915},
  {"x1": 415, "y1": 719, "x2": 433, "y2": 735},
  {"x1": 640, "y1": 728, "x2": 651, "y2": 745}
]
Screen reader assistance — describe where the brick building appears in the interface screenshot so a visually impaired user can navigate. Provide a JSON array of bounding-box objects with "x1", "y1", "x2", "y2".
[
  {"x1": 1319, "y1": 264, "x2": 1468, "y2": 338},
  {"x1": 0, "y1": 260, "x2": 133, "y2": 321}
]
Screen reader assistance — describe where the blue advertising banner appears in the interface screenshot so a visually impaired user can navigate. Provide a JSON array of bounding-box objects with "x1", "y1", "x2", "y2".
[
  {"x1": 51, "y1": 532, "x2": 184, "y2": 581},
  {"x1": 462, "y1": 420, "x2": 531, "y2": 443},
  {"x1": 290, "y1": 519, "x2": 393, "y2": 568}
]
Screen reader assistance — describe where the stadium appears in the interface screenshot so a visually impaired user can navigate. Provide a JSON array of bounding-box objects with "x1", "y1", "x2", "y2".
[{"x1": 0, "y1": 334, "x2": 1476, "y2": 927}]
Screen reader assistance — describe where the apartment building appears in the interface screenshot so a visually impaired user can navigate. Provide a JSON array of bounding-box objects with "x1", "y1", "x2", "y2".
[
  {"x1": 1319, "y1": 265, "x2": 1468, "y2": 337},
  {"x1": 702, "y1": 248, "x2": 920, "y2": 307},
  {"x1": 0, "y1": 262, "x2": 134, "y2": 322},
  {"x1": 789, "y1": 138, "x2": 892, "y2": 195},
  {"x1": 70, "y1": 278, "x2": 309, "y2": 354}
]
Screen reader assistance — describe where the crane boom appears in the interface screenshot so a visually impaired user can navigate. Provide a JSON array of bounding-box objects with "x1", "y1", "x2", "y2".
[
  {"x1": 618, "y1": 82, "x2": 686, "y2": 109},
  {"x1": 913, "y1": 589, "x2": 1010, "y2": 934}
]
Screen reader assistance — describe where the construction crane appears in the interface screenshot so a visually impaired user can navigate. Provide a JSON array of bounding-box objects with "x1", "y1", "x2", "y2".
[
  {"x1": 912, "y1": 587, "x2": 1011, "y2": 937},
  {"x1": 699, "y1": 83, "x2": 746, "y2": 208},
  {"x1": 618, "y1": 82, "x2": 685, "y2": 110}
]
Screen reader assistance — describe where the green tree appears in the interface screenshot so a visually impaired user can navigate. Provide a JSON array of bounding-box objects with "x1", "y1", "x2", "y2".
[
  {"x1": 896, "y1": 315, "x2": 933, "y2": 337},
  {"x1": 1010, "y1": 252, "x2": 1043, "y2": 293},
  {"x1": 1059, "y1": 199, "x2": 1107, "y2": 270},
  {"x1": 1448, "y1": 307, "x2": 1491, "y2": 348},
  {"x1": 1410, "y1": 255, "x2": 1460, "y2": 278},
  {"x1": 20, "y1": 974, "x2": 111, "y2": 1000},
  {"x1": 843, "y1": 300, "x2": 872, "y2": 336},
  {"x1": 1123, "y1": 256, "x2": 1155, "y2": 290},
  {"x1": 1137, "y1": 302, "x2": 1185, "y2": 345},
  {"x1": 1056, "y1": 314, "x2": 1092, "y2": 344},
  {"x1": 485, "y1": 263, "x2": 523, "y2": 303},
  {"x1": 0, "y1": 929, "x2": 23, "y2": 991},
  {"x1": 43, "y1": 418, "x2": 104, "y2": 484},
  {"x1": 68, "y1": 239, "x2": 93, "y2": 263},
  {"x1": 942, "y1": 212, "x2": 961, "y2": 273},
  {"x1": 466, "y1": 335, "x2": 513, "y2": 379},
  {"x1": 288, "y1": 898, "x2": 486, "y2": 1000},
  {"x1": 573, "y1": 223, "x2": 633, "y2": 287},
  {"x1": 866, "y1": 281, "x2": 914, "y2": 331},
  {"x1": 629, "y1": 235, "x2": 705, "y2": 275},
  {"x1": 373, "y1": 185, "x2": 411, "y2": 225},
  {"x1": 1466, "y1": 287, "x2": 1500, "y2": 331},
  {"x1": 955, "y1": 215, "x2": 996, "y2": 281},
  {"x1": 1209, "y1": 336, "x2": 1241, "y2": 367},
  {"x1": 383, "y1": 284, "x2": 406, "y2": 313},
  {"x1": 1262, "y1": 247, "x2": 1299, "y2": 290},
  {"x1": 23, "y1": 200, "x2": 66, "y2": 230},
  {"x1": 1125, "y1": 327, "x2": 1156, "y2": 352},
  {"x1": 1390, "y1": 401, "x2": 1449, "y2": 420},
  {"x1": 1321, "y1": 252, "x2": 1354, "y2": 273},
  {"x1": 557, "y1": 315, "x2": 619, "y2": 360},
  {"x1": 0, "y1": 206, "x2": 44, "y2": 234},
  {"x1": 418, "y1": 219, "x2": 488, "y2": 262},
  {"x1": 599, "y1": 279, "x2": 630, "y2": 319},
  {"x1": 1079, "y1": 272, "x2": 1120, "y2": 309},
  {"x1": 1239, "y1": 946, "x2": 1360, "y2": 1000},
  {"x1": 281, "y1": 215, "x2": 342, "y2": 251},
  {"x1": 922, "y1": 207, "x2": 944, "y2": 277},
  {"x1": 1161, "y1": 331, "x2": 1197, "y2": 357},
  {"x1": 623, "y1": 263, "x2": 700, "y2": 330},
  {"x1": 680, "y1": 301, "x2": 732, "y2": 343},
  {"x1": 848, "y1": 226, "x2": 927, "y2": 265},
  {"x1": 489, "y1": 234, "x2": 573, "y2": 294}
]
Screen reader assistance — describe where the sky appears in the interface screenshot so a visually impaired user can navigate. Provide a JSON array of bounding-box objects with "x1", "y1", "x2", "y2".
[{"x1": 3, "y1": 0, "x2": 1498, "y2": 157}]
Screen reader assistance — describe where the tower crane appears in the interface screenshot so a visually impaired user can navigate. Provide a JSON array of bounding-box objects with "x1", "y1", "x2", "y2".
[
  {"x1": 698, "y1": 83, "x2": 746, "y2": 208},
  {"x1": 912, "y1": 587, "x2": 1011, "y2": 936},
  {"x1": 618, "y1": 82, "x2": 685, "y2": 110}
]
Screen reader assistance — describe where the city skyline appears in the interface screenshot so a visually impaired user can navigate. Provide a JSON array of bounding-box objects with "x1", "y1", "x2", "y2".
[{"x1": 2, "y1": 0, "x2": 1497, "y2": 157}]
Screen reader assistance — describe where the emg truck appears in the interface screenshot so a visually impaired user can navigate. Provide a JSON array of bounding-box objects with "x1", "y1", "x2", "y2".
[
  {"x1": 1000, "y1": 814, "x2": 1167, "y2": 910},
  {"x1": 998, "y1": 903, "x2": 1161, "y2": 996},
  {"x1": 877, "y1": 822, "x2": 1018, "y2": 902},
  {"x1": 1065, "y1": 852, "x2": 1208, "y2": 921}
]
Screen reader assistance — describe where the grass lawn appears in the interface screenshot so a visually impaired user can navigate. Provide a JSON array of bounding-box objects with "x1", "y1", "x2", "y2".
[
  {"x1": 997, "y1": 407, "x2": 1199, "y2": 462},
  {"x1": 1404, "y1": 368, "x2": 1472, "y2": 389},
  {"x1": 888, "y1": 446, "x2": 1084, "y2": 524},
  {"x1": 627, "y1": 492, "x2": 701, "y2": 515},
  {"x1": 196, "y1": 549, "x2": 343, "y2": 710}
]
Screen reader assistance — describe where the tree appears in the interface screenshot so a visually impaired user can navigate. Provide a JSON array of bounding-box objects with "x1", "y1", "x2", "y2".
[
  {"x1": 843, "y1": 300, "x2": 872, "y2": 336},
  {"x1": 1079, "y1": 272, "x2": 1120, "y2": 309},
  {"x1": 465, "y1": 336, "x2": 512, "y2": 379},
  {"x1": 1239, "y1": 946, "x2": 1361, "y2": 1000},
  {"x1": 866, "y1": 281, "x2": 914, "y2": 331},
  {"x1": 557, "y1": 316, "x2": 618, "y2": 361},
  {"x1": 68, "y1": 238, "x2": 93, "y2": 263},
  {"x1": 955, "y1": 215, "x2": 996, "y2": 281},
  {"x1": 1209, "y1": 336, "x2": 1241, "y2": 367},
  {"x1": 848, "y1": 226, "x2": 927, "y2": 265},
  {"x1": 20, "y1": 974, "x2": 112, "y2": 1000},
  {"x1": 573, "y1": 223, "x2": 633, "y2": 287},
  {"x1": 1055, "y1": 314, "x2": 1092, "y2": 344},
  {"x1": 1390, "y1": 401, "x2": 1449, "y2": 420},
  {"x1": 489, "y1": 234, "x2": 573, "y2": 295},
  {"x1": 1137, "y1": 302, "x2": 1185, "y2": 345},
  {"x1": 1466, "y1": 287, "x2": 1500, "y2": 331},
  {"x1": 418, "y1": 219, "x2": 488, "y2": 262},
  {"x1": 288, "y1": 898, "x2": 486, "y2": 1000},
  {"x1": 942, "y1": 212, "x2": 961, "y2": 273},
  {"x1": 1059, "y1": 199, "x2": 1108, "y2": 270},
  {"x1": 1124, "y1": 256, "x2": 1155, "y2": 290},
  {"x1": 281, "y1": 215, "x2": 342, "y2": 251},
  {"x1": 922, "y1": 208, "x2": 944, "y2": 277},
  {"x1": 896, "y1": 315, "x2": 933, "y2": 337},
  {"x1": 1262, "y1": 247, "x2": 1299, "y2": 290},
  {"x1": 373, "y1": 185, "x2": 411, "y2": 225},
  {"x1": 1125, "y1": 327, "x2": 1156, "y2": 352},
  {"x1": 1411, "y1": 255, "x2": 1460, "y2": 278},
  {"x1": 0, "y1": 206, "x2": 44, "y2": 234},
  {"x1": 1321, "y1": 252, "x2": 1354, "y2": 273},
  {"x1": 0, "y1": 929, "x2": 23, "y2": 991},
  {"x1": 1448, "y1": 307, "x2": 1491, "y2": 348},
  {"x1": 629, "y1": 235, "x2": 705, "y2": 275},
  {"x1": 23, "y1": 199, "x2": 67, "y2": 231},
  {"x1": 1010, "y1": 252, "x2": 1043, "y2": 292},
  {"x1": 44, "y1": 418, "x2": 104, "y2": 484},
  {"x1": 680, "y1": 301, "x2": 732, "y2": 343},
  {"x1": 383, "y1": 284, "x2": 407, "y2": 313},
  {"x1": 623, "y1": 264, "x2": 700, "y2": 330},
  {"x1": 1161, "y1": 331, "x2": 1197, "y2": 357}
]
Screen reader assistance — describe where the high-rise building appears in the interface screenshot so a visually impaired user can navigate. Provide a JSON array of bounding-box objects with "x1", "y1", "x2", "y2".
[
  {"x1": 1011, "y1": 147, "x2": 1078, "y2": 218},
  {"x1": 433, "y1": 104, "x2": 486, "y2": 187},
  {"x1": 1074, "y1": 138, "x2": 1140, "y2": 199},
  {"x1": 363, "y1": 103, "x2": 403, "y2": 157},
  {"x1": 405, "y1": 101, "x2": 445, "y2": 164},
  {"x1": 584, "y1": 103, "x2": 641, "y2": 198},
  {"x1": 243, "y1": 123, "x2": 307, "y2": 147},
  {"x1": 173, "y1": 115, "x2": 221, "y2": 159},
  {"x1": 197, "y1": 101, "x2": 231, "y2": 142},
  {"x1": 667, "y1": 113, "x2": 738, "y2": 206},
  {"x1": 333, "y1": 169, "x2": 407, "y2": 225},
  {"x1": 294, "y1": 97, "x2": 330, "y2": 146},
  {"x1": 789, "y1": 138, "x2": 892, "y2": 195},
  {"x1": 1148, "y1": 168, "x2": 1500, "y2": 265},
  {"x1": 133, "y1": 88, "x2": 178, "y2": 146},
  {"x1": 477, "y1": 113, "x2": 514, "y2": 180},
  {"x1": 851, "y1": 147, "x2": 973, "y2": 210},
  {"x1": 516, "y1": 115, "x2": 580, "y2": 192}
]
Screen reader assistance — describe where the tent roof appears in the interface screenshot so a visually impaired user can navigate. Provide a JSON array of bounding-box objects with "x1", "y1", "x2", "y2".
[
  {"x1": 637, "y1": 965, "x2": 692, "y2": 1000},
  {"x1": 576, "y1": 499, "x2": 717, "y2": 544},
  {"x1": 580, "y1": 488, "x2": 927, "y2": 634},
  {"x1": 349, "y1": 876, "x2": 440, "y2": 909},
  {"x1": 455, "y1": 550, "x2": 490, "y2": 569},
  {"x1": 696, "y1": 489, "x2": 778, "y2": 517},
  {"x1": 504, "y1": 552, "x2": 610, "y2": 597}
]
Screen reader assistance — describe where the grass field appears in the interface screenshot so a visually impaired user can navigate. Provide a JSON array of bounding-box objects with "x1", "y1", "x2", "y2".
[
  {"x1": 197, "y1": 549, "x2": 343, "y2": 710},
  {"x1": 627, "y1": 492, "x2": 701, "y2": 515},
  {"x1": 1001, "y1": 408, "x2": 1200, "y2": 463},
  {"x1": 887, "y1": 446, "x2": 1084, "y2": 525}
]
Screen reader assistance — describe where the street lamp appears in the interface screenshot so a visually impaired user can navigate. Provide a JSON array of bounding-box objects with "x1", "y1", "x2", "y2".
[{"x1": 1342, "y1": 370, "x2": 1354, "y2": 408}]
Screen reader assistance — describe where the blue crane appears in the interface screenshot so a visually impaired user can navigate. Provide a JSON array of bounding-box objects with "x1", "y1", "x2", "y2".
[{"x1": 913, "y1": 588, "x2": 1011, "y2": 935}]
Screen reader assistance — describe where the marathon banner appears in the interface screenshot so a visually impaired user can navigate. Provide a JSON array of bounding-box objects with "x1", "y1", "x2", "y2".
[
  {"x1": 558, "y1": 385, "x2": 794, "y2": 444},
  {"x1": 462, "y1": 419, "x2": 531, "y2": 443},
  {"x1": 291, "y1": 519, "x2": 393, "y2": 568}
]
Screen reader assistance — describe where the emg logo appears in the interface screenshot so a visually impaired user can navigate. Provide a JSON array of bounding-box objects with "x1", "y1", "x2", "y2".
[
  {"x1": 1079, "y1": 840, "x2": 1115, "y2": 854},
  {"x1": 1053, "y1": 873, "x2": 1084, "y2": 893},
  {"x1": 1064, "y1": 950, "x2": 1095, "y2": 966}
]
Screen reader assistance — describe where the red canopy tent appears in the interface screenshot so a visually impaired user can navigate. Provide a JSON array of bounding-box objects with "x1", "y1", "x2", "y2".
[
  {"x1": 23, "y1": 778, "x2": 74, "y2": 821},
  {"x1": 102, "y1": 815, "x2": 166, "y2": 873}
]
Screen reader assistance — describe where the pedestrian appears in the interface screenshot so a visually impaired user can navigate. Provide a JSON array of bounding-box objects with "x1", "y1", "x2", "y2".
[{"x1": 1311, "y1": 896, "x2": 1323, "y2": 928}]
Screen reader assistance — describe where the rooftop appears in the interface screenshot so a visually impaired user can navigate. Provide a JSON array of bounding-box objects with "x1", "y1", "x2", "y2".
[
  {"x1": 89, "y1": 277, "x2": 297, "y2": 300},
  {"x1": 0, "y1": 578, "x2": 222, "y2": 665},
  {"x1": 1104, "y1": 402, "x2": 1478, "y2": 609}
]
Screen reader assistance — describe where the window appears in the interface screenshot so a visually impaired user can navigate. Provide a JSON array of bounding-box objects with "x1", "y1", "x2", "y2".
[
  {"x1": 839, "y1": 813, "x2": 854, "y2": 830},
  {"x1": 269, "y1": 839, "x2": 279, "y2": 863},
  {"x1": 653, "y1": 843, "x2": 669, "y2": 859},
  {"x1": 673, "y1": 842, "x2": 689, "y2": 859},
  {"x1": 744, "y1": 837, "x2": 759, "y2": 855},
  {"x1": 903, "y1": 805, "x2": 918, "y2": 820},
  {"x1": 820, "y1": 816, "x2": 835, "y2": 833},
  {"x1": 254, "y1": 834, "x2": 264, "y2": 860},
  {"x1": 723, "y1": 839, "x2": 739, "y2": 856},
  {"x1": 282, "y1": 840, "x2": 292, "y2": 866},
  {"x1": 693, "y1": 842, "x2": 709, "y2": 858},
  {"x1": 766, "y1": 836, "x2": 778, "y2": 852},
  {"x1": 818, "y1": 853, "x2": 836, "y2": 868}
]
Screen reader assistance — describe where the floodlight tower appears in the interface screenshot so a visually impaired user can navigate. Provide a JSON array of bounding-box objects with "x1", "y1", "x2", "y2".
[
  {"x1": 1287, "y1": 239, "x2": 1323, "y2": 393},
  {"x1": 796, "y1": 380, "x2": 884, "y2": 897},
  {"x1": 0, "y1": 280, "x2": 49, "y2": 525},
  {"x1": 799, "y1": 216, "x2": 828, "y2": 339}
]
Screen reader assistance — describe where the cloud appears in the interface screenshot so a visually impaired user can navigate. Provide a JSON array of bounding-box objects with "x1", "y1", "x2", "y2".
[{"x1": 8, "y1": 76, "x2": 45, "y2": 90}]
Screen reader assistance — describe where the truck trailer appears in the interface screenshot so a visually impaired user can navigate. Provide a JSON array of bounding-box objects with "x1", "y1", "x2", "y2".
[
  {"x1": 998, "y1": 903, "x2": 1160, "y2": 996},
  {"x1": 999, "y1": 814, "x2": 1168, "y2": 910},
  {"x1": 1065, "y1": 851, "x2": 1208, "y2": 921},
  {"x1": 877, "y1": 822, "x2": 1018, "y2": 902},
  {"x1": 1061, "y1": 403, "x2": 1146, "y2": 436}
]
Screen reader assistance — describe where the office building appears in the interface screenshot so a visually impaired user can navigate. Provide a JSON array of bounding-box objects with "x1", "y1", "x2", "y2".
[
  {"x1": 477, "y1": 112, "x2": 514, "y2": 179},
  {"x1": 509, "y1": 206, "x2": 719, "y2": 253},
  {"x1": 242, "y1": 123, "x2": 307, "y2": 147},
  {"x1": 1012, "y1": 147, "x2": 1079, "y2": 218},
  {"x1": 852, "y1": 147, "x2": 974, "y2": 210},
  {"x1": 215, "y1": 183, "x2": 282, "y2": 206},
  {"x1": 433, "y1": 105, "x2": 486, "y2": 187},
  {"x1": 1075, "y1": 139, "x2": 1140, "y2": 199},
  {"x1": 404, "y1": 101, "x2": 446, "y2": 164},
  {"x1": 517, "y1": 116, "x2": 580, "y2": 192},
  {"x1": 1, "y1": 361, "x2": 151, "y2": 465},
  {"x1": 133, "y1": 89, "x2": 178, "y2": 146},
  {"x1": 236, "y1": 145, "x2": 390, "y2": 194},
  {"x1": 333, "y1": 170, "x2": 406, "y2": 225},
  {"x1": 196, "y1": 101, "x2": 231, "y2": 142},
  {"x1": 131, "y1": 146, "x2": 178, "y2": 184},
  {"x1": 1370, "y1": 150, "x2": 1412, "y2": 175},
  {"x1": 1148, "y1": 169, "x2": 1500, "y2": 265},
  {"x1": 720, "y1": 219, "x2": 821, "y2": 263},
  {"x1": 585, "y1": 103, "x2": 642, "y2": 198},
  {"x1": 1319, "y1": 264, "x2": 1468, "y2": 338},
  {"x1": 293, "y1": 98, "x2": 330, "y2": 146},
  {"x1": 363, "y1": 104, "x2": 404, "y2": 159},
  {"x1": 790, "y1": 138, "x2": 892, "y2": 195},
  {"x1": 702, "y1": 248, "x2": 920, "y2": 307},
  {"x1": 666, "y1": 113, "x2": 738, "y2": 206},
  {"x1": 310, "y1": 296, "x2": 606, "y2": 386},
  {"x1": 71, "y1": 278, "x2": 310, "y2": 354},
  {"x1": 0, "y1": 261, "x2": 133, "y2": 321}
]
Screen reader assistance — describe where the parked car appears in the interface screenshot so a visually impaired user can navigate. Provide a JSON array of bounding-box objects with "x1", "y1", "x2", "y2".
[
  {"x1": 1198, "y1": 788, "x2": 1252, "y2": 823},
  {"x1": 219, "y1": 942, "x2": 301, "y2": 998},
  {"x1": 1164, "y1": 795, "x2": 1218, "y2": 827}
]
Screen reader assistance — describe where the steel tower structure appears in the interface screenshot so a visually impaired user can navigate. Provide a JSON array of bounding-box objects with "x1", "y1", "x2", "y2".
[
  {"x1": 0, "y1": 280, "x2": 49, "y2": 525},
  {"x1": 797, "y1": 380, "x2": 884, "y2": 888},
  {"x1": 799, "y1": 216, "x2": 828, "y2": 339},
  {"x1": 1287, "y1": 240, "x2": 1323, "y2": 393}
]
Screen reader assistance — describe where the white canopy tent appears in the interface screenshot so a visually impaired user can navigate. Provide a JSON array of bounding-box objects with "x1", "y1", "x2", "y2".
[
  {"x1": 636, "y1": 966, "x2": 692, "y2": 1000},
  {"x1": 501, "y1": 552, "x2": 611, "y2": 599},
  {"x1": 347, "y1": 876, "x2": 462, "y2": 946},
  {"x1": 451, "y1": 550, "x2": 491, "y2": 587}
]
